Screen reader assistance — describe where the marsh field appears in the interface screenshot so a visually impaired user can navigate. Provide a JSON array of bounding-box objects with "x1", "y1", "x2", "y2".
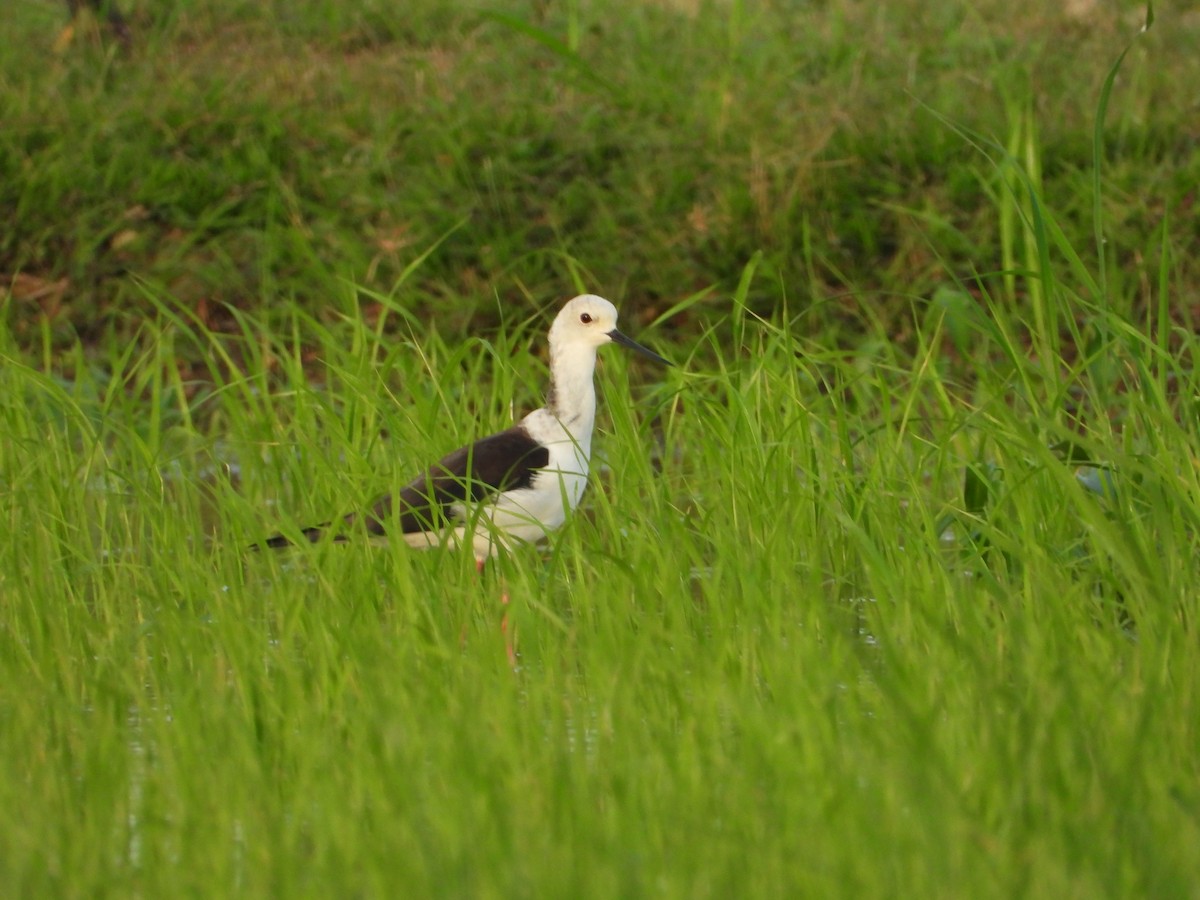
[{"x1": 3, "y1": 0, "x2": 1200, "y2": 895}]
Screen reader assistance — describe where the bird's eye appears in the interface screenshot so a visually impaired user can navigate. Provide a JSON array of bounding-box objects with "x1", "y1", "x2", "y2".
[{"x1": 580, "y1": 313, "x2": 593, "y2": 324}]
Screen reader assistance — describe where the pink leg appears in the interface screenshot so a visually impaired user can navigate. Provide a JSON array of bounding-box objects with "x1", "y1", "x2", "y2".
[
  {"x1": 477, "y1": 558, "x2": 517, "y2": 666},
  {"x1": 500, "y1": 584, "x2": 516, "y2": 667}
]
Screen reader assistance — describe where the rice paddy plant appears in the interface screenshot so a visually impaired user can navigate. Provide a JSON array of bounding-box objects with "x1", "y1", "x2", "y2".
[
  {"x1": 5, "y1": 220, "x2": 1199, "y2": 893},
  {"x1": 3, "y1": 0, "x2": 1198, "y2": 896}
]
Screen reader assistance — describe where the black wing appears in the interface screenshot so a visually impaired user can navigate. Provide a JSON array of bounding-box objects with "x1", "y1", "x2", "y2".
[
  {"x1": 255, "y1": 425, "x2": 549, "y2": 548},
  {"x1": 361, "y1": 425, "x2": 550, "y2": 535}
]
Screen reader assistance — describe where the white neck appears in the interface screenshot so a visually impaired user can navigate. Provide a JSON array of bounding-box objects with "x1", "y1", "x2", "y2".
[{"x1": 545, "y1": 342, "x2": 598, "y2": 444}]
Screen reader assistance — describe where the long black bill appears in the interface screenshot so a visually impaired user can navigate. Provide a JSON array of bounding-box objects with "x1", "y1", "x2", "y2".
[{"x1": 608, "y1": 329, "x2": 673, "y2": 366}]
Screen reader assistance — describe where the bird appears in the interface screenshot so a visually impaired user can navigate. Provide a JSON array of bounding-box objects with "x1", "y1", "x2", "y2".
[{"x1": 256, "y1": 295, "x2": 672, "y2": 562}]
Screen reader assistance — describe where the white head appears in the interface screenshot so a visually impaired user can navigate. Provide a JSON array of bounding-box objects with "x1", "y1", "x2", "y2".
[
  {"x1": 549, "y1": 295, "x2": 622, "y2": 350},
  {"x1": 549, "y1": 295, "x2": 671, "y2": 364}
]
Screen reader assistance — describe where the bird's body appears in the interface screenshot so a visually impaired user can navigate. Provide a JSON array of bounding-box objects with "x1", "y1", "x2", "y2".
[{"x1": 260, "y1": 295, "x2": 669, "y2": 560}]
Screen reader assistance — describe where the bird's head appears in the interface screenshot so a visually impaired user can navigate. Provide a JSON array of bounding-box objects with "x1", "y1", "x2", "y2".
[{"x1": 551, "y1": 295, "x2": 671, "y2": 365}]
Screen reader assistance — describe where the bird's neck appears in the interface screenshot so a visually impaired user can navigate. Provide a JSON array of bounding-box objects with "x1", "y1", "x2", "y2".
[{"x1": 545, "y1": 344, "x2": 598, "y2": 442}]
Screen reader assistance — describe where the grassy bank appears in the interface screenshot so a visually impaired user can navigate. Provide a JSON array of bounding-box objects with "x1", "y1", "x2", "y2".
[{"x1": 3, "y1": 0, "x2": 1198, "y2": 347}]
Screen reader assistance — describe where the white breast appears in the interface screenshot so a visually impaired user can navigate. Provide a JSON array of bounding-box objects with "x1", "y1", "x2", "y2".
[{"x1": 479, "y1": 408, "x2": 592, "y2": 549}]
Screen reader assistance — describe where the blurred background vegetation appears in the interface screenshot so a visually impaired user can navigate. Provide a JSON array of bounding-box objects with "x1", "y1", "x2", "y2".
[
  {"x1": 4, "y1": 0, "x2": 1195, "y2": 357},
  {"x1": 3, "y1": 0, "x2": 1194, "y2": 360}
]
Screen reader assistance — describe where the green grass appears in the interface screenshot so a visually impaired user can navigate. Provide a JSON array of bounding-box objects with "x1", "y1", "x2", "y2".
[
  {"x1": 5, "y1": 266, "x2": 1200, "y2": 894},
  {"x1": 4, "y1": 0, "x2": 1200, "y2": 896},
  {"x1": 3, "y1": 0, "x2": 1199, "y2": 346}
]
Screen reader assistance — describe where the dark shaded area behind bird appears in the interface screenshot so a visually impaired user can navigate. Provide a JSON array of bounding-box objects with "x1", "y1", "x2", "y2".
[{"x1": 63, "y1": 0, "x2": 132, "y2": 50}]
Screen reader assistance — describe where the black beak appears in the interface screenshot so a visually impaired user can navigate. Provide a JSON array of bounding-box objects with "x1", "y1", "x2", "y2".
[{"x1": 608, "y1": 329, "x2": 672, "y2": 366}]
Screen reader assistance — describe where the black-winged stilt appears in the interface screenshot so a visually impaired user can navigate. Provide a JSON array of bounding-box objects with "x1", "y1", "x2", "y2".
[{"x1": 258, "y1": 295, "x2": 671, "y2": 562}]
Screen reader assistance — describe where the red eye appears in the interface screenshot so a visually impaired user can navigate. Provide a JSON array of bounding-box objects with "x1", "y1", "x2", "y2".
[{"x1": 580, "y1": 313, "x2": 592, "y2": 324}]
